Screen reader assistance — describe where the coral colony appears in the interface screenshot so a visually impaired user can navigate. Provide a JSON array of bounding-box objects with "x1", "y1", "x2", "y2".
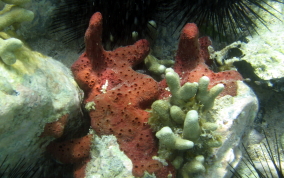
[{"x1": 46, "y1": 12, "x2": 243, "y2": 177}]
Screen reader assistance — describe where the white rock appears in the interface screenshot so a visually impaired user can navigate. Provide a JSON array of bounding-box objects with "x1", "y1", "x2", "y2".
[
  {"x1": 211, "y1": 1, "x2": 284, "y2": 81},
  {"x1": 0, "y1": 43, "x2": 82, "y2": 172},
  {"x1": 85, "y1": 130, "x2": 133, "y2": 178},
  {"x1": 204, "y1": 81, "x2": 259, "y2": 178}
]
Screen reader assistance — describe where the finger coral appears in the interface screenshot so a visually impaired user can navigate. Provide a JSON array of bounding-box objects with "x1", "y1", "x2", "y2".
[
  {"x1": 149, "y1": 69, "x2": 223, "y2": 177},
  {"x1": 0, "y1": 37, "x2": 22, "y2": 65},
  {"x1": 0, "y1": 0, "x2": 34, "y2": 31},
  {"x1": 0, "y1": 0, "x2": 34, "y2": 65}
]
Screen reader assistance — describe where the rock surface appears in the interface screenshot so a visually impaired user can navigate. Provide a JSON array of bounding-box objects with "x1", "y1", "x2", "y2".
[
  {"x1": 205, "y1": 81, "x2": 258, "y2": 178},
  {"x1": 0, "y1": 40, "x2": 82, "y2": 173}
]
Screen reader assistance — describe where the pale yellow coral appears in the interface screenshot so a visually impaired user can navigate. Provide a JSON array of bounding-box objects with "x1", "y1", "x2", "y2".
[
  {"x1": 2, "y1": 0, "x2": 31, "y2": 5},
  {"x1": 0, "y1": 0, "x2": 34, "y2": 31},
  {"x1": 0, "y1": 37, "x2": 22, "y2": 65},
  {"x1": 0, "y1": 0, "x2": 34, "y2": 65}
]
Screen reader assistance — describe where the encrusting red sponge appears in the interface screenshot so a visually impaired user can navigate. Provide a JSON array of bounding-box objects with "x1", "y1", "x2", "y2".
[
  {"x1": 47, "y1": 134, "x2": 92, "y2": 164},
  {"x1": 40, "y1": 114, "x2": 68, "y2": 138},
  {"x1": 71, "y1": 12, "x2": 176, "y2": 177},
  {"x1": 47, "y1": 11, "x2": 243, "y2": 178}
]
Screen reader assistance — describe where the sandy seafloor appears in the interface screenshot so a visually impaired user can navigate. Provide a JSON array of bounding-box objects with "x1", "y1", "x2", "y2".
[{"x1": 3, "y1": 0, "x2": 284, "y2": 177}]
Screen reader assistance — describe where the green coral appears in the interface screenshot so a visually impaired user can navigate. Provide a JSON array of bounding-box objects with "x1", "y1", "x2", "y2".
[
  {"x1": 183, "y1": 110, "x2": 201, "y2": 141},
  {"x1": 2, "y1": 0, "x2": 31, "y2": 5},
  {"x1": 195, "y1": 75, "x2": 224, "y2": 111},
  {"x1": 85, "y1": 101, "x2": 96, "y2": 111},
  {"x1": 144, "y1": 54, "x2": 174, "y2": 77},
  {"x1": 156, "y1": 126, "x2": 194, "y2": 150},
  {"x1": 0, "y1": 31, "x2": 46, "y2": 75},
  {"x1": 165, "y1": 68, "x2": 224, "y2": 111},
  {"x1": 0, "y1": 37, "x2": 22, "y2": 65},
  {"x1": 165, "y1": 68, "x2": 198, "y2": 107},
  {"x1": 0, "y1": 0, "x2": 34, "y2": 31},
  {"x1": 148, "y1": 68, "x2": 223, "y2": 176},
  {"x1": 0, "y1": 0, "x2": 34, "y2": 65},
  {"x1": 181, "y1": 155, "x2": 205, "y2": 178}
]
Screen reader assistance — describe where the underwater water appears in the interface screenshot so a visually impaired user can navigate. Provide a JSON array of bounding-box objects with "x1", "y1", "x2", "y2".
[{"x1": 0, "y1": 0, "x2": 284, "y2": 178}]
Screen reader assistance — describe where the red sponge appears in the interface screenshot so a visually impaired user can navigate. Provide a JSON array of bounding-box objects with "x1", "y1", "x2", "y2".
[
  {"x1": 161, "y1": 23, "x2": 243, "y2": 98},
  {"x1": 71, "y1": 12, "x2": 175, "y2": 177},
  {"x1": 46, "y1": 134, "x2": 92, "y2": 164}
]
